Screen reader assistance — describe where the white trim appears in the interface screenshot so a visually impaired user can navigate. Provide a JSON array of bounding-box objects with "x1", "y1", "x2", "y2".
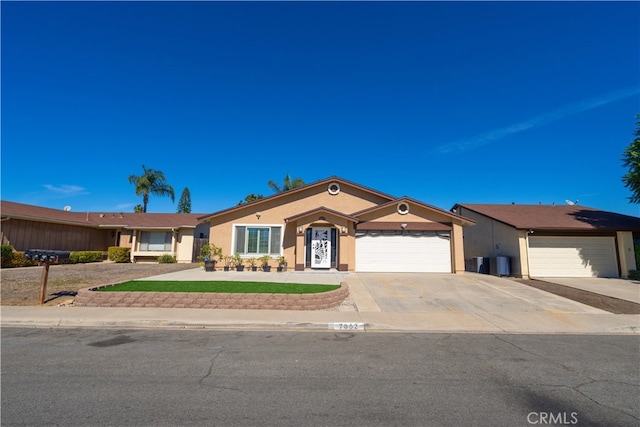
[
  {"x1": 231, "y1": 223, "x2": 283, "y2": 257},
  {"x1": 328, "y1": 182, "x2": 341, "y2": 195},
  {"x1": 397, "y1": 202, "x2": 410, "y2": 215}
]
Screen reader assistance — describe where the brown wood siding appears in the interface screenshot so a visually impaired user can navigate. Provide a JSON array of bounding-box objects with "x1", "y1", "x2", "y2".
[{"x1": 0, "y1": 219, "x2": 111, "y2": 251}]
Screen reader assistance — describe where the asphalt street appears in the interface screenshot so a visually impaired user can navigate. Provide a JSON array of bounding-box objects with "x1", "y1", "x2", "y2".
[{"x1": 2, "y1": 328, "x2": 638, "y2": 427}]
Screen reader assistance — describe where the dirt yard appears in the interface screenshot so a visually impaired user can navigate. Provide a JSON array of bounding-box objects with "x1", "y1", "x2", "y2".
[{"x1": 1, "y1": 262, "x2": 198, "y2": 306}]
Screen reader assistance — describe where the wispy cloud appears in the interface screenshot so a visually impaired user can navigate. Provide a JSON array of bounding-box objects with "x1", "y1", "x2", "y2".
[
  {"x1": 42, "y1": 184, "x2": 88, "y2": 197},
  {"x1": 435, "y1": 86, "x2": 640, "y2": 154},
  {"x1": 114, "y1": 202, "x2": 135, "y2": 210}
]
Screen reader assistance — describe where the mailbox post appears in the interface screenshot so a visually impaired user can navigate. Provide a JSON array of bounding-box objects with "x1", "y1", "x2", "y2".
[{"x1": 24, "y1": 250, "x2": 71, "y2": 305}]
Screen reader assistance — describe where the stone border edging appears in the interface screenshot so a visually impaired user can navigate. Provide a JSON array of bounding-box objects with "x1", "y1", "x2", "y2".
[{"x1": 75, "y1": 282, "x2": 349, "y2": 310}]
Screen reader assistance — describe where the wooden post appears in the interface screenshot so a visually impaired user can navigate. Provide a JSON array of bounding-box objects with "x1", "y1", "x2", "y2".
[{"x1": 39, "y1": 262, "x2": 50, "y2": 305}]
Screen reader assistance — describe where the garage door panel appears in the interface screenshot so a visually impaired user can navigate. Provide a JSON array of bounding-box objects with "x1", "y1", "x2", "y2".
[
  {"x1": 356, "y1": 233, "x2": 451, "y2": 273},
  {"x1": 528, "y1": 236, "x2": 618, "y2": 278}
]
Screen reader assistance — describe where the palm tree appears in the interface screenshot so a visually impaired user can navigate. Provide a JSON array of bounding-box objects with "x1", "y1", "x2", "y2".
[
  {"x1": 267, "y1": 174, "x2": 305, "y2": 193},
  {"x1": 128, "y1": 165, "x2": 175, "y2": 213}
]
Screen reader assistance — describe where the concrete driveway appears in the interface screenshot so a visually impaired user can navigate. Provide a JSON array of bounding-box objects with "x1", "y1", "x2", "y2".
[
  {"x1": 537, "y1": 277, "x2": 640, "y2": 304},
  {"x1": 145, "y1": 269, "x2": 614, "y2": 315},
  {"x1": 347, "y1": 272, "x2": 608, "y2": 315}
]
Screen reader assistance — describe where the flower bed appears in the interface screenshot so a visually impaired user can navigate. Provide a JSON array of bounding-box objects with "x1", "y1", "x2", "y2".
[{"x1": 75, "y1": 282, "x2": 349, "y2": 310}]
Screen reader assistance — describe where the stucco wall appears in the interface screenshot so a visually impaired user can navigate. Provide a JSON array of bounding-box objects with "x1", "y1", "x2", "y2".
[
  {"x1": 205, "y1": 184, "x2": 389, "y2": 270},
  {"x1": 457, "y1": 207, "x2": 523, "y2": 276},
  {"x1": 177, "y1": 229, "x2": 195, "y2": 263},
  {"x1": 205, "y1": 183, "x2": 469, "y2": 273},
  {"x1": 616, "y1": 231, "x2": 636, "y2": 277}
]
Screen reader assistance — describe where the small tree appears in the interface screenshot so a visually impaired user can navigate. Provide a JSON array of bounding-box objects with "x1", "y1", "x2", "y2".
[
  {"x1": 238, "y1": 193, "x2": 264, "y2": 205},
  {"x1": 267, "y1": 174, "x2": 305, "y2": 193},
  {"x1": 622, "y1": 115, "x2": 640, "y2": 204},
  {"x1": 177, "y1": 187, "x2": 192, "y2": 213}
]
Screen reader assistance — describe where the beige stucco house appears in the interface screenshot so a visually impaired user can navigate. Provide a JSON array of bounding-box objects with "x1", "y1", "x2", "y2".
[
  {"x1": 453, "y1": 203, "x2": 640, "y2": 279},
  {"x1": 1, "y1": 200, "x2": 207, "y2": 263},
  {"x1": 199, "y1": 177, "x2": 475, "y2": 273}
]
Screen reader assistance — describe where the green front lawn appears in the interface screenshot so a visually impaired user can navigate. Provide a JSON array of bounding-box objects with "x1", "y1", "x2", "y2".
[{"x1": 97, "y1": 281, "x2": 340, "y2": 294}]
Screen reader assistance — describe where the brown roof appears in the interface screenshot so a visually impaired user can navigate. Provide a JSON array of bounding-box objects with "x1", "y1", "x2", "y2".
[
  {"x1": 455, "y1": 203, "x2": 640, "y2": 231},
  {"x1": 1, "y1": 200, "x2": 204, "y2": 229}
]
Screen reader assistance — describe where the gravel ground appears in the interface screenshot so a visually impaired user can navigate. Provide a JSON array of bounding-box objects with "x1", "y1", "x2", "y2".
[{"x1": 1, "y1": 262, "x2": 199, "y2": 306}]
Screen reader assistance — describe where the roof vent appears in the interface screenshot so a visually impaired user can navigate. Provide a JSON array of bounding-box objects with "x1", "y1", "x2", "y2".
[{"x1": 397, "y1": 202, "x2": 410, "y2": 215}]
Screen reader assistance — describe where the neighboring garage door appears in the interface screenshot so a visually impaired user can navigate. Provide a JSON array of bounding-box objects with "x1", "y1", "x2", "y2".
[
  {"x1": 355, "y1": 231, "x2": 451, "y2": 273},
  {"x1": 528, "y1": 236, "x2": 618, "y2": 278}
]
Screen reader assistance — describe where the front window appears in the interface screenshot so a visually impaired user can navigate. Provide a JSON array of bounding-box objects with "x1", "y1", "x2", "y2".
[
  {"x1": 234, "y1": 226, "x2": 281, "y2": 255},
  {"x1": 139, "y1": 231, "x2": 172, "y2": 251}
]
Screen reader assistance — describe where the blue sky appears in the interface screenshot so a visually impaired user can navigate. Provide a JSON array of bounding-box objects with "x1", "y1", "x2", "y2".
[{"x1": 2, "y1": 1, "x2": 639, "y2": 217}]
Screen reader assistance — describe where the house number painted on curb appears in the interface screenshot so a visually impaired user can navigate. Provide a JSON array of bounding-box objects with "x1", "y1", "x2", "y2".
[{"x1": 329, "y1": 322, "x2": 365, "y2": 331}]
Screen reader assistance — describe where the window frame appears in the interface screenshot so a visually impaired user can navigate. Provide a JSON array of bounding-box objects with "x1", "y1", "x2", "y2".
[
  {"x1": 138, "y1": 231, "x2": 172, "y2": 252},
  {"x1": 232, "y1": 224, "x2": 283, "y2": 257}
]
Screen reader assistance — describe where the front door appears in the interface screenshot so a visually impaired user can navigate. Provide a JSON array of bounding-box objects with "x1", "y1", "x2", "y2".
[{"x1": 311, "y1": 227, "x2": 331, "y2": 268}]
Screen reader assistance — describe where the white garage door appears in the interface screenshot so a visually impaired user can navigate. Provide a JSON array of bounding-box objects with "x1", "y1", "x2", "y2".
[
  {"x1": 528, "y1": 236, "x2": 618, "y2": 278},
  {"x1": 355, "y1": 231, "x2": 451, "y2": 273}
]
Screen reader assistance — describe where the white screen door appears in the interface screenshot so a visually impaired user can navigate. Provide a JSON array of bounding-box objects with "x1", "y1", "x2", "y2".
[{"x1": 311, "y1": 227, "x2": 331, "y2": 268}]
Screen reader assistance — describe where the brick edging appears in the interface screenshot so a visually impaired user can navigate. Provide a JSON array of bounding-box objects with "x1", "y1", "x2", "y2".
[{"x1": 75, "y1": 282, "x2": 349, "y2": 310}]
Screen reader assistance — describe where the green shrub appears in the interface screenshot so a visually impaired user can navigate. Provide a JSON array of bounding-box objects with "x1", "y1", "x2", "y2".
[
  {"x1": 108, "y1": 246, "x2": 131, "y2": 263},
  {"x1": 1, "y1": 245, "x2": 13, "y2": 268},
  {"x1": 628, "y1": 270, "x2": 640, "y2": 280},
  {"x1": 635, "y1": 243, "x2": 640, "y2": 268},
  {"x1": 10, "y1": 252, "x2": 39, "y2": 268},
  {"x1": 157, "y1": 254, "x2": 177, "y2": 264},
  {"x1": 69, "y1": 251, "x2": 103, "y2": 264}
]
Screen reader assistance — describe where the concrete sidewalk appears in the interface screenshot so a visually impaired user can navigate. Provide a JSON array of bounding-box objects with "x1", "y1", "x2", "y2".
[
  {"x1": 2, "y1": 270, "x2": 639, "y2": 334},
  {"x1": 1, "y1": 305, "x2": 638, "y2": 334}
]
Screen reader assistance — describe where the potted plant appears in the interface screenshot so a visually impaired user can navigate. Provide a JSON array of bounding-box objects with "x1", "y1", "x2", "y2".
[
  {"x1": 246, "y1": 257, "x2": 258, "y2": 271},
  {"x1": 222, "y1": 255, "x2": 231, "y2": 271},
  {"x1": 276, "y1": 256, "x2": 287, "y2": 272},
  {"x1": 231, "y1": 253, "x2": 244, "y2": 271},
  {"x1": 259, "y1": 255, "x2": 271, "y2": 272},
  {"x1": 198, "y1": 243, "x2": 222, "y2": 272}
]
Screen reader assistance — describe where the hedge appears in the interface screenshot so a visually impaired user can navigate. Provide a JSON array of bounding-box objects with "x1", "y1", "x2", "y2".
[
  {"x1": 1, "y1": 245, "x2": 13, "y2": 268},
  {"x1": 157, "y1": 254, "x2": 177, "y2": 264},
  {"x1": 108, "y1": 246, "x2": 131, "y2": 263},
  {"x1": 69, "y1": 251, "x2": 103, "y2": 264},
  {"x1": 10, "y1": 252, "x2": 39, "y2": 268}
]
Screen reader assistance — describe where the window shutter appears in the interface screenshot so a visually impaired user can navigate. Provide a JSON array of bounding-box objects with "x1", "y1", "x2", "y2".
[
  {"x1": 235, "y1": 226, "x2": 245, "y2": 254},
  {"x1": 270, "y1": 227, "x2": 281, "y2": 255}
]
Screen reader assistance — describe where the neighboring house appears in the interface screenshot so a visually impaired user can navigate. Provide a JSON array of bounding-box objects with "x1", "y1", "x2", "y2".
[
  {"x1": 452, "y1": 203, "x2": 640, "y2": 279},
  {"x1": 0, "y1": 201, "x2": 207, "y2": 263},
  {"x1": 198, "y1": 177, "x2": 475, "y2": 273}
]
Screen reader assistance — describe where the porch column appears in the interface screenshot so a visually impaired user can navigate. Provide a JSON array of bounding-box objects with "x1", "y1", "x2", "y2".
[
  {"x1": 295, "y1": 227, "x2": 305, "y2": 271},
  {"x1": 130, "y1": 231, "x2": 137, "y2": 263},
  {"x1": 451, "y1": 223, "x2": 465, "y2": 274}
]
